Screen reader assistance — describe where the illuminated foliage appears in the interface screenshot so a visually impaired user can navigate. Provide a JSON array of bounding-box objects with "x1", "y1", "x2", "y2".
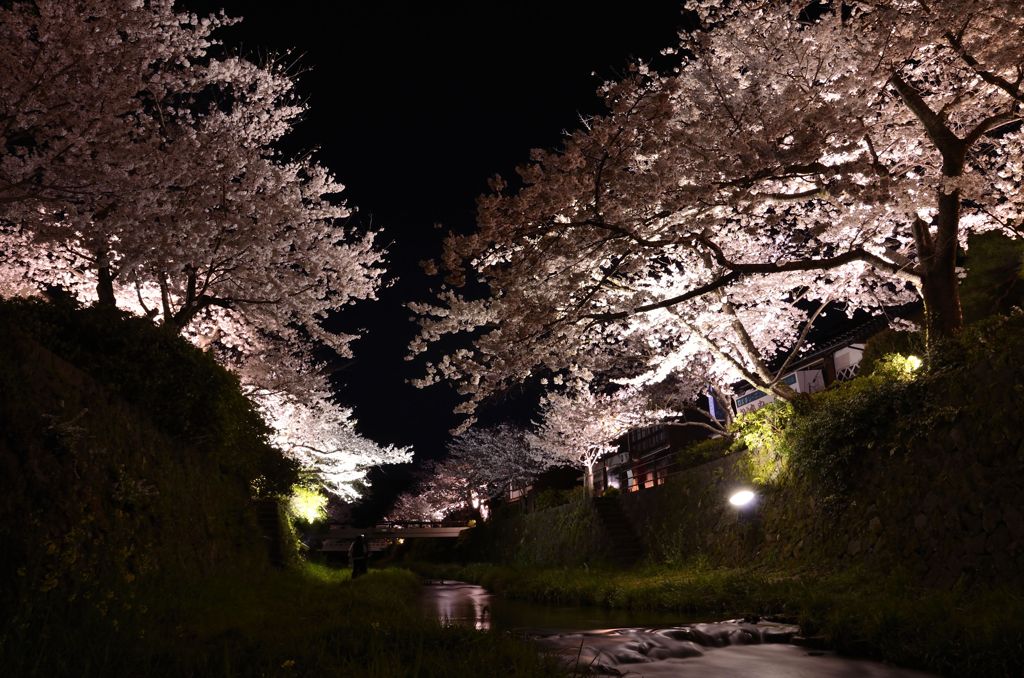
[
  {"x1": 0, "y1": 0, "x2": 403, "y2": 497},
  {"x1": 412, "y1": 0, "x2": 1023, "y2": 425},
  {"x1": 288, "y1": 486, "x2": 329, "y2": 526},
  {"x1": 734, "y1": 402, "x2": 795, "y2": 486}
]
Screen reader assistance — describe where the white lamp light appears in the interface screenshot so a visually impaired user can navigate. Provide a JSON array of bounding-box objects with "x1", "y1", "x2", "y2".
[{"x1": 729, "y1": 489, "x2": 756, "y2": 507}]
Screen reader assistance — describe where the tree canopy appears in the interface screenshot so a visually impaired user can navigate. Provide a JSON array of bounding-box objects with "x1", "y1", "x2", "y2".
[
  {"x1": 412, "y1": 0, "x2": 1023, "y2": 422},
  {"x1": 0, "y1": 0, "x2": 407, "y2": 497}
]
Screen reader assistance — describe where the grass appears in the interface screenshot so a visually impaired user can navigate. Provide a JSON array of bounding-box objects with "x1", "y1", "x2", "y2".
[
  {"x1": 410, "y1": 561, "x2": 1024, "y2": 677},
  {"x1": 0, "y1": 563, "x2": 564, "y2": 677}
]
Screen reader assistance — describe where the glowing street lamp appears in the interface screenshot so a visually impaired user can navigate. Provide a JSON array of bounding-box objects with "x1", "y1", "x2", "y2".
[{"x1": 729, "y1": 489, "x2": 756, "y2": 507}]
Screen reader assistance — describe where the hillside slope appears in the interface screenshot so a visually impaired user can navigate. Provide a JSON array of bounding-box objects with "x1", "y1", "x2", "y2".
[{"x1": 0, "y1": 299, "x2": 295, "y2": 660}]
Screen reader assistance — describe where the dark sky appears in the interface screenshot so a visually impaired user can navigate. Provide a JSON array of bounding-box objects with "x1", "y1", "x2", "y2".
[{"x1": 183, "y1": 1, "x2": 688, "y2": 520}]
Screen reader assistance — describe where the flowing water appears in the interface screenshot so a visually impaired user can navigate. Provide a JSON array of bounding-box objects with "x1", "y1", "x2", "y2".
[{"x1": 420, "y1": 581, "x2": 937, "y2": 677}]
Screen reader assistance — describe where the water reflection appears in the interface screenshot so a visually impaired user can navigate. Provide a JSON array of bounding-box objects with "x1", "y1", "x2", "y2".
[
  {"x1": 421, "y1": 580, "x2": 694, "y2": 632},
  {"x1": 420, "y1": 581, "x2": 939, "y2": 677},
  {"x1": 421, "y1": 581, "x2": 493, "y2": 630}
]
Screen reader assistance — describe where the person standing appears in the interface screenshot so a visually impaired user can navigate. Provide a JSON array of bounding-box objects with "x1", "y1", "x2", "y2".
[{"x1": 349, "y1": 534, "x2": 369, "y2": 578}]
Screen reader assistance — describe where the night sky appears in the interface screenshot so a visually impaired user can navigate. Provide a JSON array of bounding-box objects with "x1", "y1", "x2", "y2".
[{"x1": 183, "y1": 1, "x2": 688, "y2": 520}]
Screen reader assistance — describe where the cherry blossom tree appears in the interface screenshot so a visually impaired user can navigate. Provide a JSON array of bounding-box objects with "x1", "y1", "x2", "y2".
[
  {"x1": 412, "y1": 0, "x2": 1023, "y2": 419},
  {"x1": 1, "y1": 0, "x2": 384, "y2": 352},
  {"x1": 530, "y1": 387, "x2": 656, "y2": 495},
  {"x1": 0, "y1": 0, "x2": 401, "y2": 498},
  {"x1": 388, "y1": 458, "x2": 475, "y2": 522},
  {"x1": 447, "y1": 424, "x2": 562, "y2": 498},
  {"x1": 388, "y1": 491, "x2": 451, "y2": 523},
  {"x1": 259, "y1": 388, "x2": 410, "y2": 501},
  {"x1": 389, "y1": 423, "x2": 566, "y2": 521}
]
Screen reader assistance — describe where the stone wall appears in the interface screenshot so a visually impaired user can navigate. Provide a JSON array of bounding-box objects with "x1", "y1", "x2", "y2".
[
  {"x1": 462, "y1": 313, "x2": 1024, "y2": 583},
  {"x1": 456, "y1": 494, "x2": 617, "y2": 567},
  {"x1": 616, "y1": 454, "x2": 756, "y2": 567},
  {"x1": 615, "y1": 407, "x2": 1024, "y2": 586},
  {"x1": 461, "y1": 419, "x2": 1024, "y2": 581}
]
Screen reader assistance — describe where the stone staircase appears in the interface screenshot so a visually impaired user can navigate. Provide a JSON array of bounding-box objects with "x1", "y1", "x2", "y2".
[
  {"x1": 593, "y1": 495, "x2": 643, "y2": 565},
  {"x1": 254, "y1": 498, "x2": 285, "y2": 568}
]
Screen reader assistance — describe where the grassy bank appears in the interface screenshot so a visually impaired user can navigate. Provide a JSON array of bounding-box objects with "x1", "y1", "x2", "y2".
[
  {"x1": 2, "y1": 563, "x2": 563, "y2": 677},
  {"x1": 411, "y1": 561, "x2": 1024, "y2": 677},
  {"x1": 0, "y1": 301, "x2": 563, "y2": 677}
]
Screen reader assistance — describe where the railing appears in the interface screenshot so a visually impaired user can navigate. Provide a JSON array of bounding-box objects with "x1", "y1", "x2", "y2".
[
  {"x1": 598, "y1": 450, "x2": 736, "y2": 495},
  {"x1": 835, "y1": 363, "x2": 861, "y2": 381},
  {"x1": 734, "y1": 373, "x2": 798, "y2": 409},
  {"x1": 321, "y1": 522, "x2": 471, "y2": 552}
]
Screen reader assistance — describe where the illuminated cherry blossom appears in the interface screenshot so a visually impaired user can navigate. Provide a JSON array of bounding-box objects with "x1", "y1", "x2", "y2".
[
  {"x1": 0, "y1": 0, "x2": 398, "y2": 498},
  {"x1": 530, "y1": 387, "x2": 658, "y2": 495},
  {"x1": 412, "y1": 0, "x2": 1023, "y2": 420},
  {"x1": 389, "y1": 423, "x2": 565, "y2": 520}
]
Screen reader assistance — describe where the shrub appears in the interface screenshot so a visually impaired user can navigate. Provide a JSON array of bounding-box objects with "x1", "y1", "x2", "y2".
[
  {"x1": 959, "y1": 231, "x2": 1024, "y2": 324},
  {"x1": 861, "y1": 328, "x2": 925, "y2": 375},
  {"x1": 674, "y1": 435, "x2": 735, "y2": 470},
  {"x1": 784, "y1": 363, "x2": 923, "y2": 502},
  {"x1": 0, "y1": 298, "x2": 300, "y2": 643},
  {"x1": 732, "y1": 401, "x2": 795, "y2": 485},
  {"x1": 532, "y1": 487, "x2": 573, "y2": 510},
  {"x1": 0, "y1": 297, "x2": 296, "y2": 494}
]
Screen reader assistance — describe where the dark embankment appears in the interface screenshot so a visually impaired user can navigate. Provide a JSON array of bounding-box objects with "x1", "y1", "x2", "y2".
[
  {"x1": 0, "y1": 298, "x2": 294, "y2": 653},
  {"x1": 0, "y1": 298, "x2": 559, "y2": 677}
]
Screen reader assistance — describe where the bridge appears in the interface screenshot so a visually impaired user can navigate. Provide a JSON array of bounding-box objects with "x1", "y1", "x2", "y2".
[{"x1": 321, "y1": 521, "x2": 472, "y2": 553}]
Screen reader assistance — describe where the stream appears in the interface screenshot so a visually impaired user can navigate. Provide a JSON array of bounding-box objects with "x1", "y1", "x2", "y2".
[{"x1": 421, "y1": 581, "x2": 937, "y2": 677}]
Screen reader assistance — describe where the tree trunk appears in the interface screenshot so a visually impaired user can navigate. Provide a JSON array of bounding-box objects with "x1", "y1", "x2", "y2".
[
  {"x1": 916, "y1": 187, "x2": 965, "y2": 344},
  {"x1": 95, "y1": 256, "x2": 116, "y2": 308},
  {"x1": 768, "y1": 381, "x2": 798, "y2": 402},
  {"x1": 583, "y1": 464, "x2": 595, "y2": 497},
  {"x1": 710, "y1": 386, "x2": 735, "y2": 428},
  {"x1": 920, "y1": 260, "x2": 963, "y2": 342},
  {"x1": 890, "y1": 73, "x2": 967, "y2": 346}
]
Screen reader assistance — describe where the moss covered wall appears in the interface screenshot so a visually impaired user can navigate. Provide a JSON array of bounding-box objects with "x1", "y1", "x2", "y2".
[
  {"x1": 615, "y1": 321, "x2": 1024, "y2": 585},
  {"x1": 0, "y1": 322, "x2": 277, "y2": 631},
  {"x1": 615, "y1": 454, "x2": 757, "y2": 567},
  {"x1": 615, "y1": 420, "x2": 1024, "y2": 586},
  {"x1": 516, "y1": 496, "x2": 613, "y2": 566},
  {"x1": 495, "y1": 405, "x2": 1024, "y2": 583},
  {"x1": 452, "y1": 493, "x2": 616, "y2": 568},
  {"x1": 478, "y1": 317, "x2": 1024, "y2": 585}
]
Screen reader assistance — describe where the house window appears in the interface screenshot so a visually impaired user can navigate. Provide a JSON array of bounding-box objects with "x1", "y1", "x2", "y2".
[
  {"x1": 656, "y1": 459, "x2": 670, "y2": 486},
  {"x1": 628, "y1": 425, "x2": 669, "y2": 455}
]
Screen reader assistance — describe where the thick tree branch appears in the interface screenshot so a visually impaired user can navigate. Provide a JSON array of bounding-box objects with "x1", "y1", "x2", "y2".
[
  {"x1": 721, "y1": 299, "x2": 779, "y2": 390},
  {"x1": 890, "y1": 73, "x2": 964, "y2": 166},
  {"x1": 699, "y1": 236, "x2": 921, "y2": 285},
  {"x1": 584, "y1": 270, "x2": 743, "y2": 321},
  {"x1": 773, "y1": 298, "x2": 829, "y2": 380},
  {"x1": 963, "y1": 111, "x2": 1023, "y2": 149},
  {"x1": 946, "y1": 32, "x2": 1024, "y2": 103}
]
